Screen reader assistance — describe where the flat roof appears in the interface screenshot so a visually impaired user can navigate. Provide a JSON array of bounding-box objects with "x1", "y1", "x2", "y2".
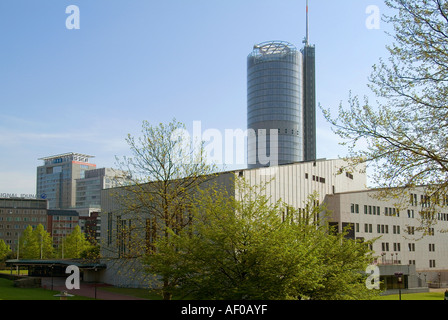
[
  {"x1": 38, "y1": 152, "x2": 94, "y2": 161},
  {"x1": 6, "y1": 259, "x2": 106, "y2": 269},
  {"x1": 47, "y1": 209, "x2": 79, "y2": 216}
]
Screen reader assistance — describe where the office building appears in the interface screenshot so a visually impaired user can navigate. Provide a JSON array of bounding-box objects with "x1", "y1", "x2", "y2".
[
  {"x1": 247, "y1": 2, "x2": 316, "y2": 168},
  {"x1": 75, "y1": 167, "x2": 129, "y2": 209},
  {"x1": 36, "y1": 153, "x2": 96, "y2": 209},
  {"x1": 79, "y1": 211, "x2": 101, "y2": 244},
  {"x1": 0, "y1": 196, "x2": 48, "y2": 252},
  {"x1": 325, "y1": 187, "x2": 448, "y2": 289},
  {"x1": 47, "y1": 209, "x2": 79, "y2": 249},
  {"x1": 247, "y1": 40, "x2": 304, "y2": 168}
]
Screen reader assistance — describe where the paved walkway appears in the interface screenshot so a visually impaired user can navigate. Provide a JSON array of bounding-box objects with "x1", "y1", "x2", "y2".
[{"x1": 41, "y1": 278, "x2": 148, "y2": 300}]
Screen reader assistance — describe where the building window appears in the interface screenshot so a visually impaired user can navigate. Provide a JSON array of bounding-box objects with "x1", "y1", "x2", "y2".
[
  {"x1": 410, "y1": 193, "x2": 417, "y2": 206},
  {"x1": 107, "y1": 212, "x2": 113, "y2": 245},
  {"x1": 429, "y1": 243, "x2": 435, "y2": 252},
  {"x1": 364, "y1": 223, "x2": 372, "y2": 233},
  {"x1": 408, "y1": 243, "x2": 415, "y2": 251}
]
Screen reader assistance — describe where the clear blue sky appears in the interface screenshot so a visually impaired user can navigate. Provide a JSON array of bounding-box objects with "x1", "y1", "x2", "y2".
[{"x1": 0, "y1": 0, "x2": 392, "y2": 194}]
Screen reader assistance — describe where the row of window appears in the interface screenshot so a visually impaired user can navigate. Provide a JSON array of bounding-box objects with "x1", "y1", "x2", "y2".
[
  {"x1": 357, "y1": 223, "x2": 401, "y2": 234},
  {"x1": 305, "y1": 173, "x2": 325, "y2": 184},
  {"x1": 51, "y1": 216, "x2": 77, "y2": 221},
  {"x1": 51, "y1": 223, "x2": 76, "y2": 229},
  {"x1": 0, "y1": 217, "x2": 45, "y2": 222},
  {"x1": 351, "y1": 203, "x2": 448, "y2": 221},
  {"x1": 0, "y1": 209, "x2": 46, "y2": 215},
  {"x1": 358, "y1": 222, "x2": 435, "y2": 236},
  {"x1": 0, "y1": 223, "x2": 46, "y2": 230},
  {"x1": 410, "y1": 192, "x2": 448, "y2": 208},
  {"x1": 380, "y1": 242, "x2": 437, "y2": 252}
]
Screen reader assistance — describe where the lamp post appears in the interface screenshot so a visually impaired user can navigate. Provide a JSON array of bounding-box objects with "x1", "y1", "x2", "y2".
[
  {"x1": 94, "y1": 267, "x2": 97, "y2": 299},
  {"x1": 395, "y1": 272, "x2": 403, "y2": 300},
  {"x1": 50, "y1": 265, "x2": 54, "y2": 291}
]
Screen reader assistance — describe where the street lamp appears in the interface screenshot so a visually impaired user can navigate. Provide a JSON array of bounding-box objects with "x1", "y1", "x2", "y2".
[
  {"x1": 50, "y1": 265, "x2": 54, "y2": 291},
  {"x1": 395, "y1": 272, "x2": 403, "y2": 300},
  {"x1": 94, "y1": 267, "x2": 98, "y2": 299}
]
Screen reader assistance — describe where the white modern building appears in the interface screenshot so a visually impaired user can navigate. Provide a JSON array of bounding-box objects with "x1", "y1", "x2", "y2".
[
  {"x1": 326, "y1": 187, "x2": 448, "y2": 290},
  {"x1": 98, "y1": 158, "x2": 448, "y2": 292},
  {"x1": 98, "y1": 158, "x2": 367, "y2": 287}
]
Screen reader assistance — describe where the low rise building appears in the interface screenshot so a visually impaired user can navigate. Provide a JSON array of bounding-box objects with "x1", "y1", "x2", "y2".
[
  {"x1": 99, "y1": 158, "x2": 367, "y2": 287},
  {"x1": 0, "y1": 196, "x2": 48, "y2": 252},
  {"x1": 47, "y1": 209, "x2": 79, "y2": 249},
  {"x1": 325, "y1": 187, "x2": 448, "y2": 290}
]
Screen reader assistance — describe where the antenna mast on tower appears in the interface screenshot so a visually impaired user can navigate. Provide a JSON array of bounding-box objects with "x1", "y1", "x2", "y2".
[{"x1": 305, "y1": 0, "x2": 309, "y2": 46}]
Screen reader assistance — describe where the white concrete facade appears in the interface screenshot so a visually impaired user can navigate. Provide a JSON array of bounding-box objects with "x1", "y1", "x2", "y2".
[
  {"x1": 98, "y1": 158, "x2": 367, "y2": 287},
  {"x1": 239, "y1": 158, "x2": 367, "y2": 208},
  {"x1": 325, "y1": 188, "x2": 448, "y2": 287}
]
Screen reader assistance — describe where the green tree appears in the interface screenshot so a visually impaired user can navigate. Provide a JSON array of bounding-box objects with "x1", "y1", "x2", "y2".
[
  {"x1": 18, "y1": 224, "x2": 53, "y2": 259},
  {"x1": 144, "y1": 177, "x2": 380, "y2": 300},
  {"x1": 0, "y1": 240, "x2": 11, "y2": 261},
  {"x1": 62, "y1": 225, "x2": 94, "y2": 259},
  {"x1": 18, "y1": 226, "x2": 38, "y2": 259},
  {"x1": 322, "y1": 0, "x2": 448, "y2": 235},
  {"x1": 32, "y1": 224, "x2": 54, "y2": 259},
  {"x1": 110, "y1": 119, "x2": 218, "y2": 300}
]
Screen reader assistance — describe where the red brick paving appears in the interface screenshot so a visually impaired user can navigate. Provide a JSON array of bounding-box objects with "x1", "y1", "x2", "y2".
[{"x1": 41, "y1": 277, "x2": 148, "y2": 300}]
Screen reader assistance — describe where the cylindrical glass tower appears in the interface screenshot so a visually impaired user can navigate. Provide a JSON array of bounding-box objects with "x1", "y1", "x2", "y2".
[{"x1": 247, "y1": 41, "x2": 303, "y2": 168}]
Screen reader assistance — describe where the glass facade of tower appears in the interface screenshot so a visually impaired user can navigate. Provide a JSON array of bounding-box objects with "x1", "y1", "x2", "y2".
[{"x1": 247, "y1": 41, "x2": 303, "y2": 168}]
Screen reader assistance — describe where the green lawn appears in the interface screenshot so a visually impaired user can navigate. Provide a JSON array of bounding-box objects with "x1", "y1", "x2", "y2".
[
  {"x1": 0, "y1": 275, "x2": 445, "y2": 300},
  {"x1": 0, "y1": 269, "x2": 28, "y2": 276},
  {"x1": 0, "y1": 278, "x2": 92, "y2": 300},
  {"x1": 375, "y1": 291, "x2": 445, "y2": 300}
]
